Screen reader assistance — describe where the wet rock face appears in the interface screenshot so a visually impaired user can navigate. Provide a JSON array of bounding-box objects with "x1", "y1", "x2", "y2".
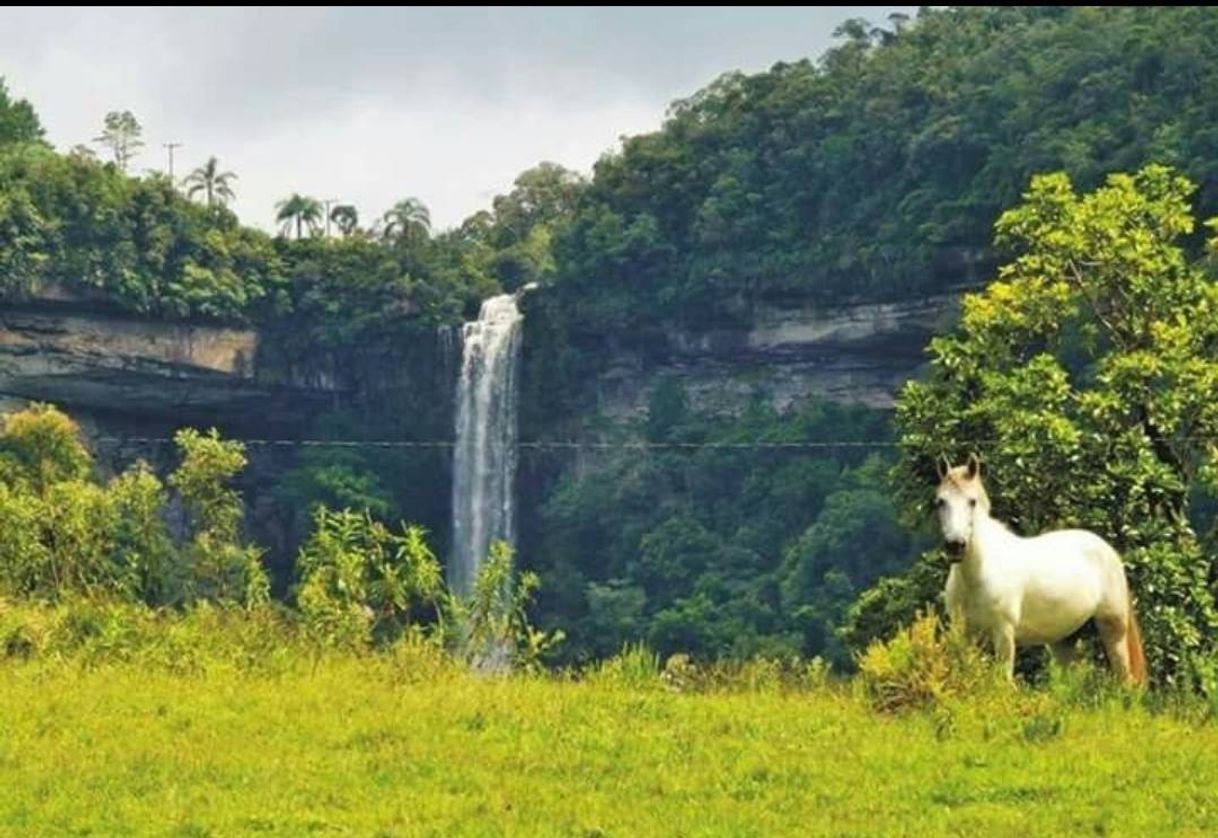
[{"x1": 594, "y1": 293, "x2": 961, "y2": 418}]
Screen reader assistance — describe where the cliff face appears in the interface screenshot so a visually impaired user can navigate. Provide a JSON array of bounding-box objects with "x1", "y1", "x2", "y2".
[
  {"x1": 1, "y1": 289, "x2": 960, "y2": 435},
  {"x1": 0, "y1": 299, "x2": 347, "y2": 436},
  {"x1": 593, "y1": 293, "x2": 960, "y2": 419},
  {"x1": 1, "y1": 288, "x2": 960, "y2": 582},
  {"x1": 0, "y1": 296, "x2": 453, "y2": 578}
]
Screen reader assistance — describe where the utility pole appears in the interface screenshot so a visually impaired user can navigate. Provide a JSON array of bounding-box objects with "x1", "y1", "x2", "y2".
[
  {"x1": 163, "y1": 142, "x2": 183, "y2": 182},
  {"x1": 322, "y1": 198, "x2": 339, "y2": 238}
]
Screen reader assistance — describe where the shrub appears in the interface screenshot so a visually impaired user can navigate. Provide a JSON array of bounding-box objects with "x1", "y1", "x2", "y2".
[
  {"x1": 170, "y1": 428, "x2": 269, "y2": 606},
  {"x1": 857, "y1": 610, "x2": 996, "y2": 713},
  {"x1": 294, "y1": 506, "x2": 444, "y2": 648},
  {"x1": 448, "y1": 540, "x2": 564, "y2": 673}
]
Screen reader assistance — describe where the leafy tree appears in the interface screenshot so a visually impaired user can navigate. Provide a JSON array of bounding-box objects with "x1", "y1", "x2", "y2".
[
  {"x1": 94, "y1": 110, "x2": 143, "y2": 171},
  {"x1": 0, "y1": 403, "x2": 91, "y2": 494},
  {"x1": 182, "y1": 156, "x2": 238, "y2": 207},
  {"x1": 0, "y1": 482, "x2": 46, "y2": 596},
  {"x1": 542, "y1": 6, "x2": 1218, "y2": 333},
  {"x1": 0, "y1": 406, "x2": 178, "y2": 602},
  {"x1": 530, "y1": 389, "x2": 907, "y2": 665},
  {"x1": 489, "y1": 162, "x2": 584, "y2": 244},
  {"x1": 170, "y1": 428, "x2": 268, "y2": 606},
  {"x1": 295, "y1": 506, "x2": 444, "y2": 647},
  {"x1": 861, "y1": 166, "x2": 1218, "y2": 686},
  {"x1": 108, "y1": 462, "x2": 178, "y2": 604},
  {"x1": 0, "y1": 144, "x2": 279, "y2": 321},
  {"x1": 0, "y1": 78, "x2": 43, "y2": 145},
  {"x1": 780, "y1": 476, "x2": 920, "y2": 662}
]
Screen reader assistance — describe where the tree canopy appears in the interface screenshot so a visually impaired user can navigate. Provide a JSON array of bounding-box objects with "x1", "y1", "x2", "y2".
[
  {"x1": 548, "y1": 7, "x2": 1218, "y2": 331},
  {"x1": 852, "y1": 166, "x2": 1218, "y2": 686}
]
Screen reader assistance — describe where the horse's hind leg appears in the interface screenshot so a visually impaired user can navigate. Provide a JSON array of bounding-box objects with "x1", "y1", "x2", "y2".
[{"x1": 1096, "y1": 614, "x2": 1132, "y2": 682}]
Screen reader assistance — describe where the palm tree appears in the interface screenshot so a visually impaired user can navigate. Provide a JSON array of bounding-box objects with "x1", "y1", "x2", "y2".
[
  {"x1": 275, "y1": 194, "x2": 323, "y2": 239},
  {"x1": 381, "y1": 197, "x2": 431, "y2": 247},
  {"x1": 182, "y1": 156, "x2": 238, "y2": 207},
  {"x1": 330, "y1": 204, "x2": 359, "y2": 237}
]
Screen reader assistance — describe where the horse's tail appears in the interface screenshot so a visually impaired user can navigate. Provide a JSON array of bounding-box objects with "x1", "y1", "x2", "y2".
[{"x1": 1126, "y1": 594, "x2": 1147, "y2": 686}]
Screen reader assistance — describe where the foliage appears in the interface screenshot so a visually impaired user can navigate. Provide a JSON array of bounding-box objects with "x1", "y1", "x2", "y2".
[
  {"x1": 0, "y1": 402, "x2": 91, "y2": 493},
  {"x1": 546, "y1": 6, "x2": 1218, "y2": 332},
  {"x1": 529, "y1": 390, "x2": 922, "y2": 666},
  {"x1": 381, "y1": 197, "x2": 431, "y2": 248},
  {"x1": 0, "y1": 78, "x2": 43, "y2": 146},
  {"x1": 294, "y1": 506, "x2": 444, "y2": 648},
  {"x1": 93, "y1": 110, "x2": 143, "y2": 171},
  {"x1": 0, "y1": 409, "x2": 275, "y2": 608},
  {"x1": 0, "y1": 99, "x2": 487, "y2": 334},
  {"x1": 867, "y1": 166, "x2": 1218, "y2": 685},
  {"x1": 0, "y1": 597, "x2": 300, "y2": 673},
  {"x1": 0, "y1": 142, "x2": 279, "y2": 321},
  {"x1": 857, "y1": 610, "x2": 997, "y2": 713},
  {"x1": 182, "y1": 156, "x2": 238, "y2": 207},
  {"x1": 275, "y1": 193, "x2": 323, "y2": 239},
  {"x1": 107, "y1": 462, "x2": 177, "y2": 604},
  {"x1": 448, "y1": 540, "x2": 564, "y2": 673},
  {"x1": 170, "y1": 428, "x2": 268, "y2": 606},
  {"x1": 466, "y1": 162, "x2": 586, "y2": 292},
  {"x1": 329, "y1": 203, "x2": 359, "y2": 237}
]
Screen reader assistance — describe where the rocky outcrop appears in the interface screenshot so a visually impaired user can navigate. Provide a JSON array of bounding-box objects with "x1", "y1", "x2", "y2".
[
  {"x1": 2, "y1": 287, "x2": 963, "y2": 435},
  {"x1": 595, "y1": 293, "x2": 961, "y2": 417},
  {"x1": 0, "y1": 299, "x2": 339, "y2": 434}
]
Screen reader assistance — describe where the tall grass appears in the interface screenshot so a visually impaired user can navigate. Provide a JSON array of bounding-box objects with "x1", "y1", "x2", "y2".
[{"x1": 1, "y1": 599, "x2": 1215, "y2": 835}]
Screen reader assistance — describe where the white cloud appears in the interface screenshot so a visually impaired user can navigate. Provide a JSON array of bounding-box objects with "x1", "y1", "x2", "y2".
[{"x1": 0, "y1": 6, "x2": 918, "y2": 230}]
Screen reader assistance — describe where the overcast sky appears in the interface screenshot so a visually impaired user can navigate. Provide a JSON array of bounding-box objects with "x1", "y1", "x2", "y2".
[{"x1": 1, "y1": 6, "x2": 917, "y2": 232}]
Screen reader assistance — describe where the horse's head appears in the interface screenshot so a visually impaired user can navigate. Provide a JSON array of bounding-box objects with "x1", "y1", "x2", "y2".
[{"x1": 934, "y1": 453, "x2": 990, "y2": 561}]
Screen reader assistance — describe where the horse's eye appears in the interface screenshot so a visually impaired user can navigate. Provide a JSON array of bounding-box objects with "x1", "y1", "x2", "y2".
[
  {"x1": 935, "y1": 498, "x2": 945, "y2": 509},
  {"x1": 969, "y1": 499, "x2": 977, "y2": 508}
]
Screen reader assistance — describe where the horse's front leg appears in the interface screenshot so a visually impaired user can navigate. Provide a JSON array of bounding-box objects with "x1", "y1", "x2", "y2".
[{"x1": 991, "y1": 624, "x2": 1016, "y2": 681}]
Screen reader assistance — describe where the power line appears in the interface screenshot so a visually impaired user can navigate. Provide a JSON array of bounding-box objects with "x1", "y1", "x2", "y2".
[
  {"x1": 89, "y1": 436, "x2": 1218, "y2": 452},
  {"x1": 92, "y1": 437, "x2": 896, "y2": 450}
]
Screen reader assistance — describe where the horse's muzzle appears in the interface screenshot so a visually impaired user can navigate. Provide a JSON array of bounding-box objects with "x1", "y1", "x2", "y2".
[{"x1": 944, "y1": 539, "x2": 966, "y2": 562}]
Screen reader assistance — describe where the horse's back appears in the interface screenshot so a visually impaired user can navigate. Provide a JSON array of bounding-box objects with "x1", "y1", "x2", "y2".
[
  {"x1": 1022, "y1": 528, "x2": 1122, "y2": 575},
  {"x1": 1015, "y1": 527, "x2": 1128, "y2": 639}
]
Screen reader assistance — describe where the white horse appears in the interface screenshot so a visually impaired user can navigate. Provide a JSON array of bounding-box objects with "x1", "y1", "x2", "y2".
[{"x1": 935, "y1": 454, "x2": 1146, "y2": 685}]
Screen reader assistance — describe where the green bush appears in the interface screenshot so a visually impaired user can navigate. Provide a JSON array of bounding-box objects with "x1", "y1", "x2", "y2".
[
  {"x1": 448, "y1": 540, "x2": 564, "y2": 673},
  {"x1": 881, "y1": 166, "x2": 1218, "y2": 686},
  {"x1": 170, "y1": 428, "x2": 268, "y2": 606},
  {"x1": 857, "y1": 611, "x2": 997, "y2": 713},
  {"x1": 294, "y1": 506, "x2": 444, "y2": 648}
]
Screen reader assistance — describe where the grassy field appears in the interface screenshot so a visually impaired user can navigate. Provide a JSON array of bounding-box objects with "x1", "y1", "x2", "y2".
[{"x1": 1, "y1": 654, "x2": 1216, "y2": 837}]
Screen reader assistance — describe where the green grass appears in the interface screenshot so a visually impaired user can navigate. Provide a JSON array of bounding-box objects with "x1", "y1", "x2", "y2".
[{"x1": 1, "y1": 656, "x2": 1216, "y2": 836}]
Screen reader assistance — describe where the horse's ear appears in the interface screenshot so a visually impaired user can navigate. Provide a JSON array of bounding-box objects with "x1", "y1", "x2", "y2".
[
  {"x1": 936, "y1": 454, "x2": 951, "y2": 480},
  {"x1": 966, "y1": 452, "x2": 981, "y2": 479}
]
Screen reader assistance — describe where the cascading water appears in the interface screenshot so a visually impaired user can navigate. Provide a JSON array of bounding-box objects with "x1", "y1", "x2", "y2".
[{"x1": 450, "y1": 293, "x2": 524, "y2": 598}]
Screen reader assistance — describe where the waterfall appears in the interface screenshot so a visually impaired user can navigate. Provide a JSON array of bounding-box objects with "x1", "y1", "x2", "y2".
[{"x1": 450, "y1": 293, "x2": 524, "y2": 598}]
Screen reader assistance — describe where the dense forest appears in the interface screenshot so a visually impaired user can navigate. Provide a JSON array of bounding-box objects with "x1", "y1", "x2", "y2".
[
  {"x1": 10, "y1": 8, "x2": 1218, "y2": 332},
  {"x1": 4, "y1": 6, "x2": 1218, "y2": 674}
]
